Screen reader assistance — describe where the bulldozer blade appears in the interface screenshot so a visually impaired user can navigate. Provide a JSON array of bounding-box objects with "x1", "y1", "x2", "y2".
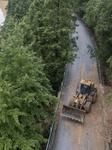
[{"x1": 61, "y1": 105, "x2": 86, "y2": 123}]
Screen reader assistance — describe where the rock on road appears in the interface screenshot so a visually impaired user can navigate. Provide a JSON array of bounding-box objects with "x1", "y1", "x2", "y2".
[{"x1": 53, "y1": 20, "x2": 105, "y2": 150}]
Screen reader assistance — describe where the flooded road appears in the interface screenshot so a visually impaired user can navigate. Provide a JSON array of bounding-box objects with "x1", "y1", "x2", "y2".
[
  {"x1": 52, "y1": 20, "x2": 105, "y2": 150},
  {"x1": 0, "y1": 0, "x2": 7, "y2": 25}
]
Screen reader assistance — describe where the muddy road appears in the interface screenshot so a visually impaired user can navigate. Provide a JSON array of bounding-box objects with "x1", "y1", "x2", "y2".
[{"x1": 53, "y1": 20, "x2": 105, "y2": 150}]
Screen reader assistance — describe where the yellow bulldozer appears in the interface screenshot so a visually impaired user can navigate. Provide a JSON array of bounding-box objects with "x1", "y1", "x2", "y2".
[{"x1": 62, "y1": 79, "x2": 97, "y2": 123}]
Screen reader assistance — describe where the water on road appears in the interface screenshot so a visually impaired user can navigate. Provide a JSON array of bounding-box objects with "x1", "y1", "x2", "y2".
[{"x1": 53, "y1": 20, "x2": 105, "y2": 150}]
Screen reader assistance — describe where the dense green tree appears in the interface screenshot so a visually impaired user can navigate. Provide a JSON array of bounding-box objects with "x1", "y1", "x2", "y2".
[
  {"x1": 83, "y1": 0, "x2": 101, "y2": 28},
  {"x1": 1, "y1": 0, "x2": 33, "y2": 39},
  {"x1": 7, "y1": 0, "x2": 33, "y2": 20},
  {"x1": 107, "y1": 57, "x2": 112, "y2": 82},
  {"x1": 0, "y1": 26, "x2": 56, "y2": 150},
  {"x1": 67, "y1": 0, "x2": 89, "y2": 16},
  {"x1": 83, "y1": 0, "x2": 112, "y2": 83},
  {"x1": 21, "y1": 0, "x2": 76, "y2": 92},
  {"x1": 74, "y1": 0, "x2": 112, "y2": 76},
  {"x1": 95, "y1": 0, "x2": 112, "y2": 60},
  {"x1": 0, "y1": 0, "x2": 77, "y2": 148},
  {"x1": 2, "y1": 0, "x2": 77, "y2": 92},
  {"x1": 83, "y1": 0, "x2": 111, "y2": 60},
  {"x1": 0, "y1": 15, "x2": 15, "y2": 40}
]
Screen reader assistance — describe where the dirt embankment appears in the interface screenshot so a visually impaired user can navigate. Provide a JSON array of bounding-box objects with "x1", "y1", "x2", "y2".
[{"x1": 103, "y1": 86, "x2": 112, "y2": 149}]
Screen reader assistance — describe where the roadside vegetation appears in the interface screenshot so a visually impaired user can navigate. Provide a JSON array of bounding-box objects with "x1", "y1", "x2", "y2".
[
  {"x1": 0, "y1": 0, "x2": 76, "y2": 149},
  {"x1": 72, "y1": 0, "x2": 112, "y2": 147},
  {"x1": 73, "y1": 0, "x2": 112, "y2": 84}
]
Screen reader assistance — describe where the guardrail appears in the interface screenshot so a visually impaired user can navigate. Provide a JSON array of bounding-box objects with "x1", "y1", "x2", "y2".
[
  {"x1": 45, "y1": 122, "x2": 55, "y2": 150},
  {"x1": 45, "y1": 64, "x2": 68, "y2": 150}
]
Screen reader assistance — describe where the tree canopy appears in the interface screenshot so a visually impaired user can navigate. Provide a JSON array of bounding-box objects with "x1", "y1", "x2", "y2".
[
  {"x1": 0, "y1": 25, "x2": 56, "y2": 149},
  {"x1": 0, "y1": 0, "x2": 76, "y2": 149},
  {"x1": 21, "y1": 0, "x2": 76, "y2": 91},
  {"x1": 73, "y1": 0, "x2": 112, "y2": 82},
  {"x1": 7, "y1": 0, "x2": 32, "y2": 20}
]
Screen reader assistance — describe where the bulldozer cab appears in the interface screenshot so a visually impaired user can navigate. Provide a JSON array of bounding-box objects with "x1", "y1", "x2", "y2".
[
  {"x1": 80, "y1": 79, "x2": 94, "y2": 95},
  {"x1": 80, "y1": 84, "x2": 90, "y2": 95}
]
